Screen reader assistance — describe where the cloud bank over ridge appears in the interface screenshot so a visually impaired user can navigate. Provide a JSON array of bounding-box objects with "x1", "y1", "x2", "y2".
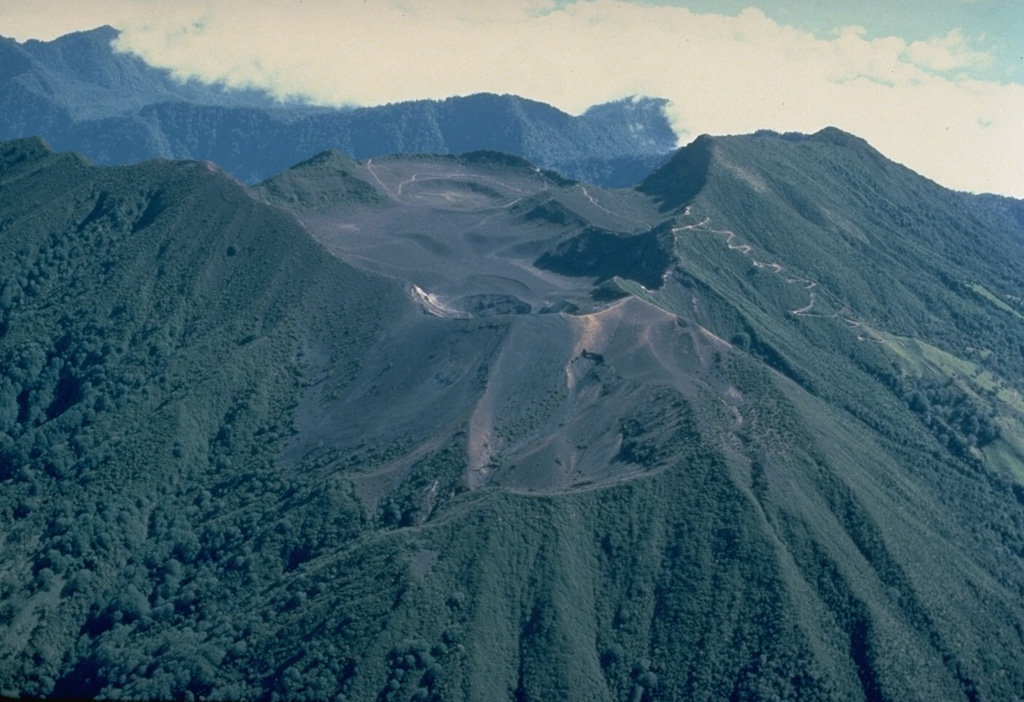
[{"x1": 3, "y1": 0, "x2": 1022, "y2": 196}]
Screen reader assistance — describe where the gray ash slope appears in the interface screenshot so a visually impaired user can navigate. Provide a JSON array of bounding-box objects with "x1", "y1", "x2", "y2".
[
  {"x1": 1, "y1": 131, "x2": 1024, "y2": 701},
  {"x1": 0, "y1": 27, "x2": 677, "y2": 187}
]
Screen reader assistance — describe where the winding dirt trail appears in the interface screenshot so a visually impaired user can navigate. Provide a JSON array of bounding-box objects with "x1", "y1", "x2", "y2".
[
  {"x1": 578, "y1": 185, "x2": 614, "y2": 214},
  {"x1": 367, "y1": 158, "x2": 539, "y2": 204},
  {"x1": 396, "y1": 171, "x2": 469, "y2": 196},
  {"x1": 577, "y1": 184, "x2": 634, "y2": 224},
  {"x1": 671, "y1": 213, "x2": 853, "y2": 321},
  {"x1": 365, "y1": 158, "x2": 394, "y2": 198}
]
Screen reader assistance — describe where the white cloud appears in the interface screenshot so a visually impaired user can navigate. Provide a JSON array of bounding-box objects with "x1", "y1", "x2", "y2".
[
  {"x1": 2, "y1": 0, "x2": 1022, "y2": 197},
  {"x1": 905, "y1": 29, "x2": 993, "y2": 71}
]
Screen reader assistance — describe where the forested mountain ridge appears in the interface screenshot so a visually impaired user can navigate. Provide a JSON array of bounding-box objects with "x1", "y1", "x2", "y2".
[
  {"x1": 0, "y1": 135, "x2": 408, "y2": 698},
  {"x1": 639, "y1": 128, "x2": 1024, "y2": 463},
  {"x1": 1, "y1": 131, "x2": 1024, "y2": 701},
  {"x1": 0, "y1": 27, "x2": 677, "y2": 186}
]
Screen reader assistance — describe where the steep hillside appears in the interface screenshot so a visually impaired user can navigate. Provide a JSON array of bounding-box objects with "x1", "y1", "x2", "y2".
[
  {"x1": 0, "y1": 137, "x2": 406, "y2": 698},
  {"x1": 640, "y1": 128, "x2": 1024, "y2": 470},
  {"x1": 1, "y1": 133, "x2": 1024, "y2": 702},
  {"x1": 0, "y1": 28, "x2": 677, "y2": 186}
]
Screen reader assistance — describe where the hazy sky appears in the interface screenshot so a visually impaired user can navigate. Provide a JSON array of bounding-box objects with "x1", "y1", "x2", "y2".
[{"x1": 2, "y1": 0, "x2": 1023, "y2": 197}]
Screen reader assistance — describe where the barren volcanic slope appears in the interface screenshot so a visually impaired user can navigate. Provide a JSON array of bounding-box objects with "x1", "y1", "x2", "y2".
[{"x1": 2, "y1": 131, "x2": 1024, "y2": 701}]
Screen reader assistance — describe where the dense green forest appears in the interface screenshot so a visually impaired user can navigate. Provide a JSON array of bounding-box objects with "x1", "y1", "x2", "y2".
[{"x1": 1, "y1": 132, "x2": 1024, "y2": 701}]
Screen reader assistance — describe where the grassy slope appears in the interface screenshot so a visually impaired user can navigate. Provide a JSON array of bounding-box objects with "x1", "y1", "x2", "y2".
[{"x1": 641, "y1": 129, "x2": 1024, "y2": 469}]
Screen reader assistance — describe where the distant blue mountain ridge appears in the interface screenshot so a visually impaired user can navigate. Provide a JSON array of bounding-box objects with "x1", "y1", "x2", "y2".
[{"x1": 0, "y1": 26, "x2": 678, "y2": 185}]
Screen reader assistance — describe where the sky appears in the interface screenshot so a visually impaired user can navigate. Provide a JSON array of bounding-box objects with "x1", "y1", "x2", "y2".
[{"x1": 2, "y1": 0, "x2": 1023, "y2": 197}]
